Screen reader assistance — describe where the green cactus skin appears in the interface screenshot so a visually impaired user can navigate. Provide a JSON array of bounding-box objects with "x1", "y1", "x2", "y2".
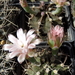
[
  {"x1": 52, "y1": 7, "x2": 62, "y2": 15},
  {"x1": 23, "y1": 6, "x2": 37, "y2": 15}
]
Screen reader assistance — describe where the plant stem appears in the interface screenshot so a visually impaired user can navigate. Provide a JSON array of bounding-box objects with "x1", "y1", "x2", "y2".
[
  {"x1": 23, "y1": 6, "x2": 36, "y2": 15},
  {"x1": 20, "y1": 0, "x2": 37, "y2": 15},
  {"x1": 52, "y1": 7, "x2": 62, "y2": 15}
]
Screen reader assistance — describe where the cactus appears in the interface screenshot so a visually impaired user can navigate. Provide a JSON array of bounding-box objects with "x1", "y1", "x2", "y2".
[
  {"x1": 27, "y1": 2, "x2": 64, "y2": 40},
  {"x1": 23, "y1": 48, "x2": 69, "y2": 75},
  {"x1": 0, "y1": 0, "x2": 71, "y2": 75}
]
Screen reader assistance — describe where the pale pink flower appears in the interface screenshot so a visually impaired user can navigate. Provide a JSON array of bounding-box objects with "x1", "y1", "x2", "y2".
[
  {"x1": 48, "y1": 25, "x2": 64, "y2": 48},
  {"x1": 3, "y1": 28, "x2": 41, "y2": 64},
  {"x1": 52, "y1": 25, "x2": 64, "y2": 41},
  {"x1": 51, "y1": 0, "x2": 70, "y2": 7}
]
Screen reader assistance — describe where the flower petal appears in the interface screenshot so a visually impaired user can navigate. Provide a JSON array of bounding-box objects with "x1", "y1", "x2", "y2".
[
  {"x1": 3, "y1": 44, "x2": 13, "y2": 51},
  {"x1": 8, "y1": 34, "x2": 18, "y2": 44},
  {"x1": 28, "y1": 43, "x2": 35, "y2": 49},
  {"x1": 33, "y1": 39, "x2": 41, "y2": 45},
  {"x1": 9, "y1": 45, "x2": 21, "y2": 52},
  {"x1": 9, "y1": 51, "x2": 20, "y2": 59},
  {"x1": 17, "y1": 28, "x2": 26, "y2": 44},
  {"x1": 27, "y1": 34, "x2": 36, "y2": 44},
  {"x1": 22, "y1": 48, "x2": 28, "y2": 53},
  {"x1": 17, "y1": 54, "x2": 26, "y2": 64},
  {"x1": 26, "y1": 29, "x2": 35, "y2": 38}
]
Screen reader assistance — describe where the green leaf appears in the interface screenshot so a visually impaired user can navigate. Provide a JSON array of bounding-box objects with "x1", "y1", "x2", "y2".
[
  {"x1": 52, "y1": 47, "x2": 58, "y2": 56},
  {"x1": 42, "y1": 16, "x2": 52, "y2": 33},
  {"x1": 32, "y1": 66, "x2": 40, "y2": 72},
  {"x1": 52, "y1": 46, "x2": 58, "y2": 50},
  {"x1": 55, "y1": 37, "x2": 61, "y2": 47},
  {"x1": 34, "y1": 57, "x2": 41, "y2": 63},
  {"x1": 48, "y1": 40, "x2": 55, "y2": 48},
  {"x1": 51, "y1": 7, "x2": 62, "y2": 15},
  {"x1": 26, "y1": 69, "x2": 35, "y2": 75},
  {"x1": 44, "y1": 72, "x2": 49, "y2": 75},
  {"x1": 53, "y1": 64, "x2": 69, "y2": 73},
  {"x1": 51, "y1": 71, "x2": 55, "y2": 75},
  {"x1": 28, "y1": 57, "x2": 39, "y2": 64},
  {"x1": 54, "y1": 65, "x2": 62, "y2": 70},
  {"x1": 50, "y1": 14, "x2": 63, "y2": 25},
  {"x1": 29, "y1": 15, "x2": 40, "y2": 35},
  {"x1": 28, "y1": 57, "x2": 41, "y2": 66},
  {"x1": 23, "y1": 6, "x2": 36, "y2": 15},
  {"x1": 73, "y1": 0, "x2": 75, "y2": 3},
  {"x1": 51, "y1": 71, "x2": 58, "y2": 75}
]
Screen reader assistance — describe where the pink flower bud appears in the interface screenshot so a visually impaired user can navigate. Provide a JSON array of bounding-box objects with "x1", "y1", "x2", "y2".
[
  {"x1": 41, "y1": 12, "x2": 45, "y2": 16},
  {"x1": 51, "y1": 0, "x2": 69, "y2": 7},
  {"x1": 56, "y1": 0, "x2": 66, "y2": 6},
  {"x1": 48, "y1": 25, "x2": 64, "y2": 48}
]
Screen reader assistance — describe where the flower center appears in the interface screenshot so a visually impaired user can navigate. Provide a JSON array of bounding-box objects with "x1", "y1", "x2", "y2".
[{"x1": 21, "y1": 44, "x2": 24, "y2": 48}]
